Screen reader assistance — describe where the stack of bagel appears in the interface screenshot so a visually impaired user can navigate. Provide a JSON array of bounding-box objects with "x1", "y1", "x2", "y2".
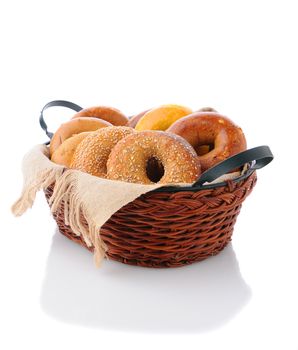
[{"x1": 50, "y1": 104, "x2": 247, "y2": 185}]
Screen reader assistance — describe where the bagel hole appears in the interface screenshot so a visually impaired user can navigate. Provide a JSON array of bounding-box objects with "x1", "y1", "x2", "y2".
[
  {"x1": 195, "y1": 143, "x2": 214, "y2": 156},
  {"x1": 146, "y1": 157, "x2": 165, "y2": 183}
]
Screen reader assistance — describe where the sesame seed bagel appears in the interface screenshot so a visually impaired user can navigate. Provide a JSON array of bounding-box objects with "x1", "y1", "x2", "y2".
[
  {"x1": 72, "y1": 106, "x2": 129, "y2": 126},
  {"x1": 51, "y1": 131, "x2": 91, "y2": 167},
  {"x1": 49, "y1": 117, "x2": 111, "y2": 156},
  {"x1": 167, "y1": 112, "x2": 247, "y2": 171},
  {"x1": 106, "y1": 131, "x2": 201, "y2": 184},
  {"x1": 70, "y1": 126, "x2": 135, "y2": 177}
]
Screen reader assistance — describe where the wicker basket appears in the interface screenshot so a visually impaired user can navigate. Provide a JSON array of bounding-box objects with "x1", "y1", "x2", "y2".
[{"x1": 41, "y1": 100, "x2": 273, "y2": 268}]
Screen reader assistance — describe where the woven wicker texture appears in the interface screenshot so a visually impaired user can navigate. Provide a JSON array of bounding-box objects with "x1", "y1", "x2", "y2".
[{"x1": 45, "y1": 172, "x2": 257, "y2": 268}]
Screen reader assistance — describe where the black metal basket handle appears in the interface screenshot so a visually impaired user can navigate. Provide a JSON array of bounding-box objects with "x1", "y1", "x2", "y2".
[
  {"x1": 39, "y1": 100, "x2": 83, "y2": 140},
  {"x1": 193, "y1": 145, "x2": 274, "y2": 187}
]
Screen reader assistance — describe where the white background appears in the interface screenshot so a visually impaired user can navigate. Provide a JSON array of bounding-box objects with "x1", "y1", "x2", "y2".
[{"x1": 0, "y1": 0, "x2": 297, "y2": 349}]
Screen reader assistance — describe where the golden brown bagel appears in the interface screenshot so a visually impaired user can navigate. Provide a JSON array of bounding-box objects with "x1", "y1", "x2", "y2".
[
  {"x1": 107, "y1": 131, "x2": 201, "y2": 184},
  {"x1": 135, "y1": 104, "x2": 192, "y2": 131},
  {"x1": 72, "y1": 106, "x2": 128, "y2": 126},
  {"x1": 70, "y1": 126, "x2": 135, "y2": 177},
  {"x1": 167, "y1": 112, "x2": 247, "y2": 171},
  {"x1": 51, "y1": 132, "x2": 91, "y2": 167},
  {"x1": 49, "y1": 117, "x2": 111, "y2": 156}
]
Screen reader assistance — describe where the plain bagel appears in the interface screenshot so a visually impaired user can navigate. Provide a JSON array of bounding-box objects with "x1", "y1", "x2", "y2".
[
  {"x1": 72, "y1": 106, "x2": 129, "y2": 126},
  {"x1": 49, "y1": 117, "x2": 111, "y2": 156}
]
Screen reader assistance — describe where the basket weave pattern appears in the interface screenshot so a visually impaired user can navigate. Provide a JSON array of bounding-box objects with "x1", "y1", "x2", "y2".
[{"x1": 45, "y1": 172, "x2": 257, "y2": 268}]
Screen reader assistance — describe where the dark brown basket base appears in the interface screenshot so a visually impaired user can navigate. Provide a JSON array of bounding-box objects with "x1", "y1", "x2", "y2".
[{"x1": 45, "y1": 172, "x2": 257, "y2": 268}]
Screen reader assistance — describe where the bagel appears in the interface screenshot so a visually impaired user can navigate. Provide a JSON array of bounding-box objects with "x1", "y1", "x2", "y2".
[
  {"x1": 198, "y1": 107, "x2": 218, "y2": 113},
  {"x1": 167, "y1": 112, "x2": 247, "y2": 171},
  {"x1": 127, "y1": 109, "x2": 150, "y2": 128},
  {"x1": 49, "y1": 117, "x2": 111, "y2": 156},
  {"x1": 70, "y1": 126, "x2": 135, "y2": 177},
  {"x1": 51, "y1": 132, "x2": 91, "y2": 167},
  {"x1": 135, "y1": 104, "x2": 192, "y2": 131},
  {"x1": 107, "y1": 131, "x2": 201, "y2": 184},
  {"x1": 72, "y1": 106, "x2": 128, "y2": 126}
]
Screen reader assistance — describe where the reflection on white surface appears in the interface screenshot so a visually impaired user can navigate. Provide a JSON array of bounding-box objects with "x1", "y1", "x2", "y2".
[{"x1": 40, "y1": 230, "x2": 251, "y2": 334}]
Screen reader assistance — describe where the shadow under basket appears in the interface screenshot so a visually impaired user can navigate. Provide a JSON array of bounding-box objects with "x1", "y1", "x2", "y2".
[
  {"x1": 40, "y1": 100, "x2": 273, "y2": 268},
  {"x1": 44, "y1": 172, "x2": 257, "y2": 268}
]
